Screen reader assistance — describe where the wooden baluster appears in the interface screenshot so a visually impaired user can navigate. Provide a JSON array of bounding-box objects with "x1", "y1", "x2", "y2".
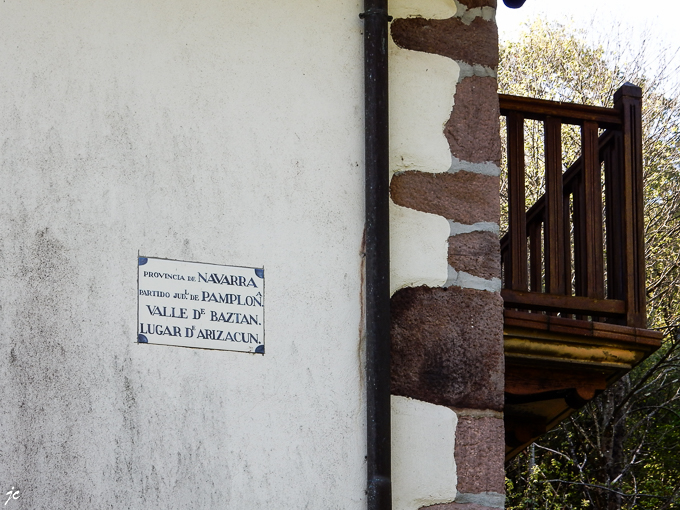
[
  {"x1": 544, "y1": 117, "x2": 566, "y2": 295},
  {"x1": 529, "y1": 219, "x2": 543, "y2": 292},
  {"x1": 582, "y1": 120, "x2": 605, "y2": 301},
  {"x1": 507, "y1": 112, "x2": 528, "y2": 291},
  {"x1": 501, "y1": 237, "x2": 510, "y2": 289},
  {"x1": 563, "y1": 186, "x2": 574, "y2": 316},
  {"x1": 572, "y1": 170, "x2": 586, "y2": 301},
  {"x1": 614, "y1": 84, "x2": 645, "y2": 327},
  {"x1": 603, "y1": 133, "x2": 625, "y2": 308}
]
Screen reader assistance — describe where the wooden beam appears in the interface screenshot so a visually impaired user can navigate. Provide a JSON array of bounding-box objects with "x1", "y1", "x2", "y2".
[
  {"x1": 506, "y1": 365, "x2": 607, "y2": 396},
  {"x1": 501, "y1": 289, "x2": 625, "y2": 316}
]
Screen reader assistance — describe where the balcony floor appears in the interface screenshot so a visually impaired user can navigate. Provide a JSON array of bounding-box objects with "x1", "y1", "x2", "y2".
[{"x1": 504, "y1": 310, "x2": 662, "y2": 460}]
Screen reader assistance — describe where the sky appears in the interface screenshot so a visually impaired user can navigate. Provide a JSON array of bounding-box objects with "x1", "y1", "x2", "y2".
[
  {"x1": 495, "y1": 0, "x2": 680, "y2": 92},
  {"x1": 496, "y1": 0, "x2": 679, "y2": 52}
]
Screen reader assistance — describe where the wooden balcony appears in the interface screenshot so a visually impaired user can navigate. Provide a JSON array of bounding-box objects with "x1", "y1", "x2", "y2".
[{"x1": 499, "y1": 85, "x2": 663, "y2": 460}]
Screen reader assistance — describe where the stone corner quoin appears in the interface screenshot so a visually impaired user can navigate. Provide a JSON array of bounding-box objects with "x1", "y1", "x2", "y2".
[
  {"x1": 390, "y1": 285, "x2": 504, "y2": 412},
  {"x1": 388, "y1": 2, "x2": 505, "y2": 506},
  {"x1": 391, "y1": 16, "x2": 499, "y2": 70}
]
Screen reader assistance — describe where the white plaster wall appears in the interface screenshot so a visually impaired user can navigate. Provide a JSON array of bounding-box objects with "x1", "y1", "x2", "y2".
[
  {"x1": 387, "y1": 4, "x2": 461, "y2": 507},
  {"x1": 388, "y1": 27, "x2": 458, "y2": 296},
  {"x1": 390, "y1": 202, "x2": 450, "y2": 295},
  {"x1": 389, "y1": 37, "x2": 459, "y2": 177},
  {"x1": 391, "y1": 396, "x2": 457, "y2": 510},
  {"x1": 387, "y1": 4, "x2": 502, "y2": 508},
  {"x1": 0, "y1": 1, "x2": 366, "y2": 508},
  {"x1": 391, "y1": 0, "x2": 458, "y2": 23}
]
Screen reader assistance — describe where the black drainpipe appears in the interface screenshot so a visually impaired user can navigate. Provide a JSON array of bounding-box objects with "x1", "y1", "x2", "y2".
[{"x1": 361, "y1": 1, "x2": 391, "y2": 509}]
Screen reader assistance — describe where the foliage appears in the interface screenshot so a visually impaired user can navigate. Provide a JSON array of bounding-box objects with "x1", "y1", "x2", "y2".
[{"x1": 500, "y1": 18, "x2": 680, "y2": 509}]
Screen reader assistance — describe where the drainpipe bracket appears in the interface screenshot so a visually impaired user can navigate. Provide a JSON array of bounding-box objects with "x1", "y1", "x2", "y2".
[{"x1": 359, "y1": 8, "x2": 393, "y2": 21}]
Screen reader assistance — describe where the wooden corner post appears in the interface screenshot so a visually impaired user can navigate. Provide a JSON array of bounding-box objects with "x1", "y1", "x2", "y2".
[{"x1": 614, "y1": 83, "x2": 645, "y2": 328}]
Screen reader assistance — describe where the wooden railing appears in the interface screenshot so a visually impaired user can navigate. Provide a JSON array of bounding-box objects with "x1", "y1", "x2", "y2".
[{"x1": 500, "y1": 84, "x2": 646, "y2": 328}]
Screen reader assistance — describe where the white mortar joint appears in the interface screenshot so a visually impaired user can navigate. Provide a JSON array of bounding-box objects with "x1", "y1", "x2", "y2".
[
  {"x1": 456, "y1": 61, "x2": 497, "y2": 80},
  {"x1": 453, "y1": 1, "x2": 496, "y2": 24},
  {"x1": 455, "y1": 491, "x2": 506, "y2": 508},
  {"x1": 451, "y1": 408, "x2": 504, "y2": 418},
  {"x1": 445, "y1": 265, "x2": 501, "y2": 292},
  {"x1": 448, "y1": 155, "x2": 500, "y2": 176},
  {"x1": 448, "y1": 221, "x2": 499, "y2": 236}
]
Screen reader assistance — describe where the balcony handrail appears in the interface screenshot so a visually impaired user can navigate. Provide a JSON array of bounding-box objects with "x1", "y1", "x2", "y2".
[
  {"x1": 499, "y1": 94, "x2": 622, "y2": 127},
  {"x1": 500, "y1": 84, "x2": 646, "y2": 328}
]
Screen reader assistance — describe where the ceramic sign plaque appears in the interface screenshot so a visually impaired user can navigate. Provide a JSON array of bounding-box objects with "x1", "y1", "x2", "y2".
[{"x1": 137, "y1": 257, "x2": 264, "y2": 353}]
